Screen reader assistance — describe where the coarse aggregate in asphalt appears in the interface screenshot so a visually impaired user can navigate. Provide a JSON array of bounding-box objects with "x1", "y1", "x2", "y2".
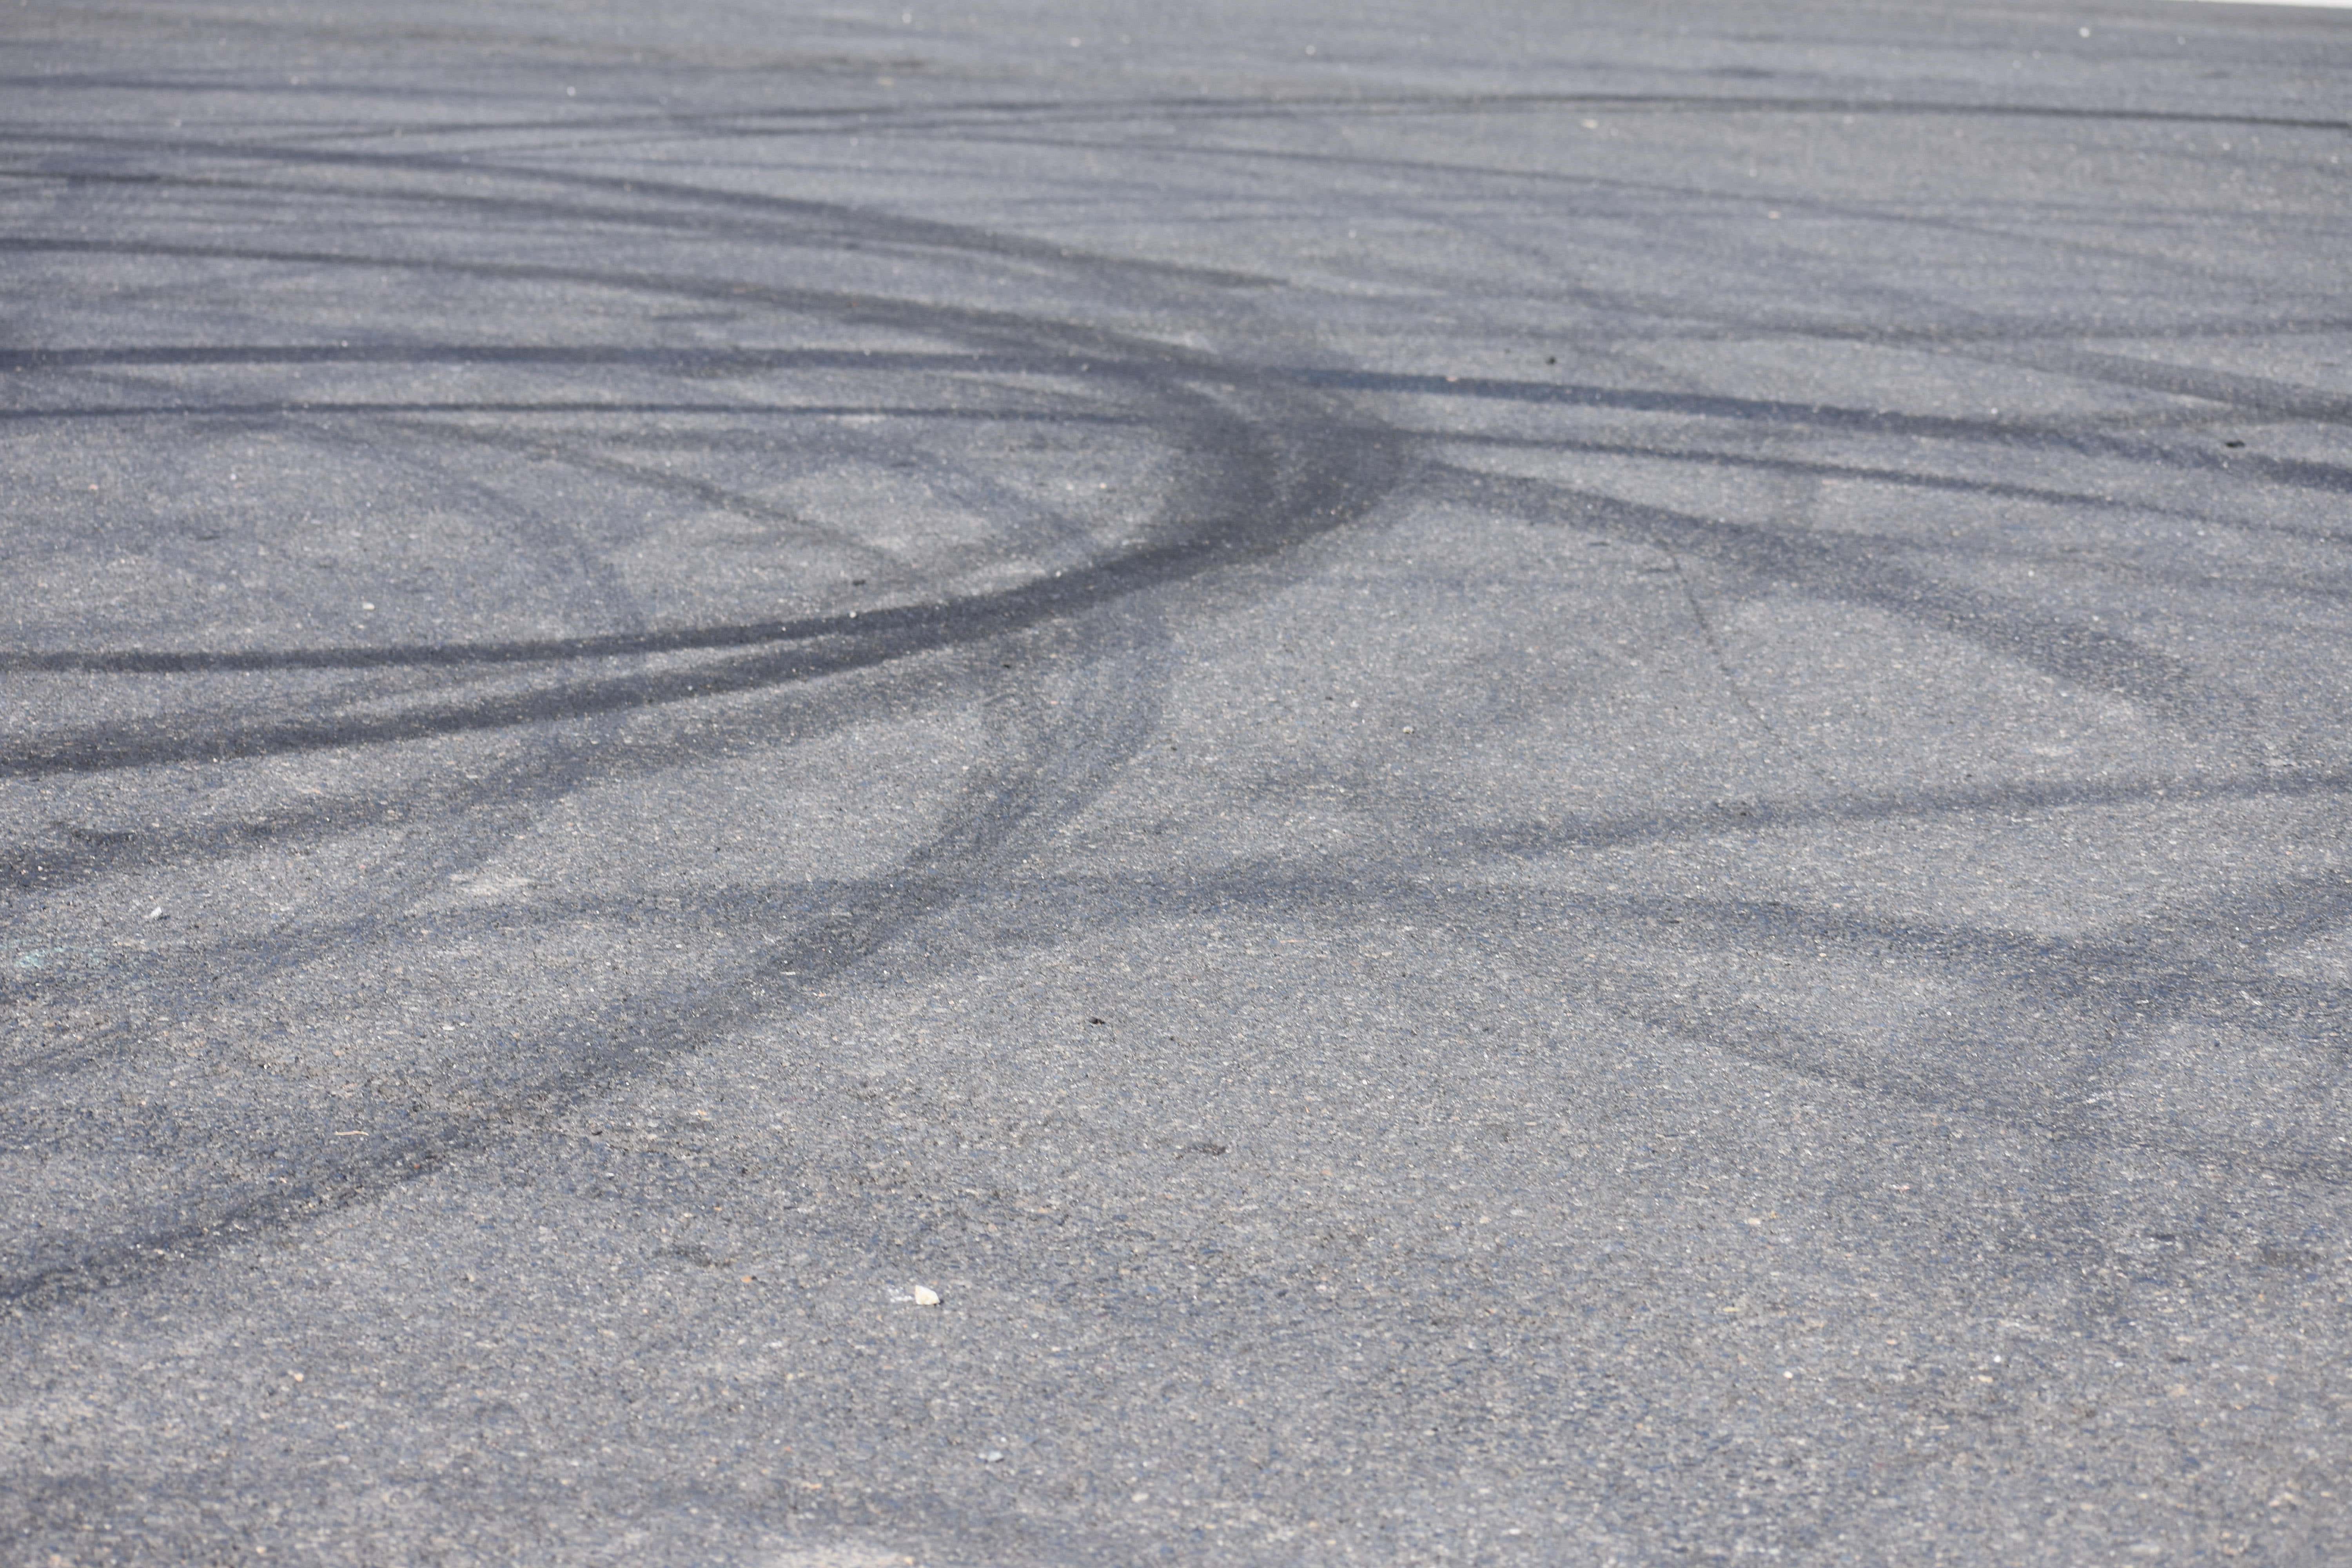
[{"x1": 3, "y1": 1, "x2": 2351, "y2": 1563}]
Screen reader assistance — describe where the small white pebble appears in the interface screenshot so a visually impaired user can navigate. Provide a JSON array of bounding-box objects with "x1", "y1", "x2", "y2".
[{"x1": 911, "y1": 1285, "x2": 941, "y2": 1307}]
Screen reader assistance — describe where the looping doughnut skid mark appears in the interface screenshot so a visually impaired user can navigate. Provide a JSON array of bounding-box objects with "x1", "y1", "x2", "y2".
[{"x1": 0, "y1": 148, "x2": 1407, "y2": 1312}]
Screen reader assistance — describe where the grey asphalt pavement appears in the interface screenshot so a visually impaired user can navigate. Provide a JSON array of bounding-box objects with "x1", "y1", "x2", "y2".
[{"x1": 4, "y1": 1, "x2": 2350, "y2": 1563}]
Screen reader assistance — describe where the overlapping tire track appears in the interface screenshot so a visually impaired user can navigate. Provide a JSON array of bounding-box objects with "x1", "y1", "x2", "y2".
[
  {"x1": 3, "y1": 28, "x2": 2346, "y2": 1372},
  {"x1": 0, "y1": 104, "x2": 1411, "y2": 1310}
]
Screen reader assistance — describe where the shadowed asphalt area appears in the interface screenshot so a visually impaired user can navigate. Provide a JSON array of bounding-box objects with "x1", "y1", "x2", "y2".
[{"x1": 3, "y1": 1, "x2": 2350, "y2": 1563}]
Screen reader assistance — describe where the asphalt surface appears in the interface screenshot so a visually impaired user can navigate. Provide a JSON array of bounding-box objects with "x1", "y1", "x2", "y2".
[{"x1": 4, "y1": 1, "x2": 2350, "y2": 1563}]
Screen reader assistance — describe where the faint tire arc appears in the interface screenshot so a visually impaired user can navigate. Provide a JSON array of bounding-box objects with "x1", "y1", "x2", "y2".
[{"x1": 0, "y1": 238, "x2": 1404, "y2": 780}]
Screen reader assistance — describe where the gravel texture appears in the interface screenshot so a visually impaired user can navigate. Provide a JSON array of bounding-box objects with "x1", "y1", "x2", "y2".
[{"x1": 4, "y1": 1, "x2": 2350, "y2": 1563}]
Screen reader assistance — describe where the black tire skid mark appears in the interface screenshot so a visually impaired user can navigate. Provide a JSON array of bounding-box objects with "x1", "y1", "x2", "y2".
[
  {"x1": 1374, "y1": 417, "x2": 2352, "y2": 534},
  {"x1": 0, "y1": 345, "x2": 1222, "y2": 1017},
  {"x1": 1300, "y1": 338, "x2": 2352, "y2": 474},
  {"x1": 0, "y1": 133, "x2": 1279, "y2": 290},
  {"x1": 0, "y1": 347, "x2": 995, "y2": 371},
  {"x1": 3, "y1": 734, "x2": 1175, "y2": 1069},
  {"x1": 1324, "y1": 187, "x2": 2352, "y2": 459},
  {"x1": 0, "y1": 238, "x2": 1261, "y2": 381},
  {"x1": 367, "y1": 414, "x2": 910, "y2": 578},
  {"x1": 0, "y1": 399, "x2": 2305, "y2": 921},
  {"x1": 9, "y1": 55, "x2": 2349, "y2": 135},
  {"x1": 1415, "y1": 133, "x2": 2352, "y2": 362},
  {"x1": 2190, "y1": 448, "x2": 2352, "y2": 504},
  {"x1": 1657, "y1": 218, "x2": 2352, "y2": 437},
  {"x1": 1486, "y1": 460, "x2": 2337, "y2": 652},
  {"x1": 864, "y1": 861, "x2": 2352, "y2": 1187},
  {"x1": 626, "y1": 798, "x2": 2340, "y2": 1165},
  {"x1": 9, "y1": 24, "x2": 2333, "y2": 1568},
  {"x1": 0, "y1": 361, "x2": 670, "y2": 1039},
  {"x1": 11, "y1": 102, "x2": 2343, "y2": 394},
  {"x1": 0, "y1": 399, "x2": 1144, "y2": 425},
  {"x1": 1425, "y1": 461, "x2": 2250, "y2": 744},
  {"x1": 0, "y1": 11, "x2": 933, "y2": 79},
  {"x1": 0, "y1": 657, "x2": 1005, "y2": 1101},
  {"x1": 1298, "y1": 451, "x2": 2344, "y2": 1281},
  {"x1": 0, "y1": 430, "x2": 1322, "y2": 777},
  {"x1": 0, "y1": 595, "x2": 1195, "y2": 1313},
  {"x1": 0, "y1": 237, "x2": 1382, "y2": 774},
  {"x1": 7, "y1": 215, "x2": 1129, "y2": 1185},
  {"x1": 96, "y1": 85, "x2": 2351, "y2": 144},
  {"x1": 1049, "y1": 122, "x2": 2352, "y2": 470},
  {"x1": 0, "y1": 624, "x2": 1035, "y2": 913},
  {"x1": 1946, "y1": 342, "x2": 2352, "y2": 430},
  {"x1": 0, "y1": 680, "x2": 1066, "y2": 1307},
  {"x1": 1418, "y1": 430, "x2": 2158, "y2": 514},
  {"x1": 1353, "y1": 728, "x2": 2346, "y2": 1353},
  {"x1": 1292, "y1": 368, "x2": 2300, "y2": 449},
  {"x1": 13, "y1": 166, "x2": 1284, "y2": 294},
  {"x1": 936, "y1": 80, "x2": 2333, "y2": 1568},
  {"x1": 262, "y1": 374, "x2": 2333, "y2": 1213},
  {"x1": 15, "y1": 94, "x2": 2344, "y2": 271},
  {"x1": 9, "y1": 31, "x2": 2333, "y2": 1392},
  {"x1": 1405, "y1": 765, "x2": 2352, "y2": 874},
  {"x1": 0, "y1": 273, "x2": 1405, "y2": 1318},
  {"x1": 910, "y1": 113, "x2": 2341, "y2": 320},
  {"x1": 191, "y1": 411, "x2": 663, "y2": 670},
  {"x1": 21, "y1": 756, "x2": 2350, "y2": 1074},
  {"x1": 1, "y1": 324, "x2": 668, "y2": 1102},
  {"x1": 13, "y1": 87, "x2": 2334, "y2": 352},
  {"x1": 13, "y1": 321, "x2": 2348, "y2": 503},
  {"x1": 9, "y1": 822, "x2": 2346, "y2": 1310},
  {"x1": 0, "y1": 620, "x2": 1233, "y2": 1307},
  {"x1": 735, "y1": 855, "x2": 2350, "y2": 1450},
  {"x1": 1459, "y1": 332, "x2": 1857, "y2": 791},
  {"x1": 0, "y1": 402, "x2": 1148, "y2": 432},
  {"x1": 25, "y1": 170, "x2": 2352, "y2": 356}
]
